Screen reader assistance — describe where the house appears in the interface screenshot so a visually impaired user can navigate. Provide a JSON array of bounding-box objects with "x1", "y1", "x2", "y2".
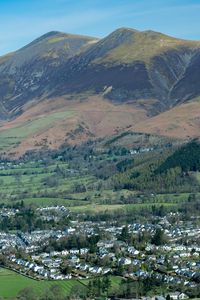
[
  {"x1": 168, "y1": 292, "x2": 188, "y2": 300},
  {"x1": 102, "y1": 267, "x2": 111, "y2": 274},
  {"x1": 128, "y1": 246, "x2": 140, "y2": 256},
  {"x1": 79, "y1": 263, "x2": 89, "y2": 271},
  {"x1": 89, "y1": 266, "x2": 102, "y2": 274},
  {"x1": 155, "y1": 296, "x2": 165, "y2": 300},
  {"x1": 61, "y1": 250, "x2": 69, "y2": 256},
  {"x1": 69, "y1": 249, "x2": 79, "y2": 255},
  {"x1": 69, "y1": 255, "x2": 80, "y2": 264},
  {"x1": 80, "y1": 248, "x2": 89, "y2": 255},
  {"x1": 118, "y1": 257, "x2": 132, "y2": 265}
]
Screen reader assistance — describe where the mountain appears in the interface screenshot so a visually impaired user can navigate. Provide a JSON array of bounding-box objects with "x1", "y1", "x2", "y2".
[
  {"x1": 1, "y1": 28, "x2": 200, "y2": 118},
  {"x1": 1, "y1": 28, "x2": 200, "y2": 156},
  {"x1": 49, "y1": 28, "x2": 200, "y2": 113},
  {"x1": 0, "y1": 31, "x2": 98, "y2": 118}
]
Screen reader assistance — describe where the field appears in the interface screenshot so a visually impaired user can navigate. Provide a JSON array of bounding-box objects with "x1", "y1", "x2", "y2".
[
  {"x1": 0, "y1": 160, "x2": 95, "y2": 206},
  {"x1": 0, "y1": 268, "x2": 122, "y2": 299},
  {"x1": 70, "y1": 202, "x2": 177, "y2": 213},
  {"x1": 0, "y1": 157, "x2": 192, "y2": 214},
  {"x1": 0, "y1": 268, "x2": 86, "y2": 299}
]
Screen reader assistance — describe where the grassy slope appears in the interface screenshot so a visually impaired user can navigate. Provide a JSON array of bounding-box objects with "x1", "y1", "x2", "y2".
[
  {"x1": 0, "y1": 110, "x2": 74, "y2": 151},
  {"x1": 0, "y1": 96, "x2": 147, "y2": 156},
  {"x1": 94, "y1": 29, "x2": 200, "y2": 64}
]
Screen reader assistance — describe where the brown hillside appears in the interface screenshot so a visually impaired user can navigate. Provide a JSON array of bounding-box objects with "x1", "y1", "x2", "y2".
[
  {"x1": 133, "y1": 98, "x2": 200, "y2": 139},
  {"x1": 1, "y1": 95, "x2": 147, "y2": 156}
]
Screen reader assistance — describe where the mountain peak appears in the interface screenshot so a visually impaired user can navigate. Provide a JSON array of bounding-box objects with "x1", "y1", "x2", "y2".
[
  {"x1": 113, "y1": 27, "x2": 139, "y2": 33},
  {"x1": 40, "y1": 31, "x2": 62, "y2": 38}
]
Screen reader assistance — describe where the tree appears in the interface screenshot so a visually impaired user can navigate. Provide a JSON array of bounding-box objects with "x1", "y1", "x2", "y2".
[
  {"x1": 39, "y1": 285, "x2": 65, "y2": 300},
  {"x1": 151, "y1": 228, "x2": 167, "y2": 246},
  {"x1": 120, "y1": 225, "x2": 130, "y2": 242},
  {"x1": 102, "y1": 276, "x2": 111, "y2": 296},
  {"x1": 49, "y1": 285, "x2": 64, "y2": 300},
  {"x1": 70, "y1": 284, "x2": 87, "y2": 299},
  {"x1": 60, "y1": 261, "x2": 72, "y2": 275},
  {"x1": 18, "y1": 287, "x2": 37, "y2": 300}
]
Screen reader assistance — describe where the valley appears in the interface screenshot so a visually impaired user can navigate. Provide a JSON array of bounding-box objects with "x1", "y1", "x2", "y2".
[
  {"x1": 0, "y1": 24, "x2": 200, "y2": 300},
  {"x1": 0, "y1": 139, "x2": 200, "y2": 298}
]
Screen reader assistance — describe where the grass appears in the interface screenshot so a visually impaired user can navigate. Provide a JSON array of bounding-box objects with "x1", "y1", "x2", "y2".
[
  {"x1": 154, "y1": 193, "x2": 190, "y2": 203},
  {"x1": 0, "y1": 268, "x2": 86, "y2": 299},
  {"x1": 0, "y1": 157, "x2": 192, "y2": 214},
  {"x1": 196, "y1": 172, "x2": 200, "y2": 183},
  {"x1": 0, "y1": 268, "x2": 122, "y2": 299},
  {"x1": 48, "y1": 36, "x2": 68, "y2": 43},
  {"x1": 0, "y1": 158, "x2": 189, "y2": 212},
  {"x1": 0, "y1": 110, "x2": 74, "y2": 151},
  {"x1": 70, "y1": 202, "x2": 177, "y2": 214},
  {"x1": 0, "y1": 159, "x2": 97, "y2": 204},
  {"x1": 94, "y1": 29, "x2": 200, "y2": 65},
  {"x1": 21, "y1": 197, "x2": 90, "y2": 207}
]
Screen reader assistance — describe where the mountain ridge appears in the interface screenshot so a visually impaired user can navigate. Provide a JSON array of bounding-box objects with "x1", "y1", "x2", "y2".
[{"x1": 1, "y1": 27, "x2": 200, "y2": 156}]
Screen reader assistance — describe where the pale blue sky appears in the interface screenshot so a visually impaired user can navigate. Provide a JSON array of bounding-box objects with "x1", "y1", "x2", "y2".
[{"x1": 0, "y1": 0, "x2": 200, "y2": 55}]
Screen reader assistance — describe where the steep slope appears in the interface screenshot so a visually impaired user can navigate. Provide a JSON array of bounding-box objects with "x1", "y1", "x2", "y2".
[
  {"x1": 50, "y1": 28, "x2": 200, "y2": 113},
  {"x1": 1, "y1": 28, "x2": 200, "y2": 119},
  {"x1": 0, "y1": 31, "x2": 98, "y2": 118}
]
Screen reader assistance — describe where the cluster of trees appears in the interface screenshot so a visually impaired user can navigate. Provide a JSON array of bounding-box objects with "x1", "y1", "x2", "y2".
[
  {"x1": 43, "y1": 234, "x2": 100, "y2": 253},
  {"x1": 0, "y1": 206, "x2": 70, "y2": 232},
  {"x1": 17, "y1": 285, "x2": 69, "y2": 300},
  {"x1": 4, "y1": 276, "x2": 200, "y2": 300},
  {"x1": 112, "y1": 147, "x2": 199, "y2": 193},
  {"x1": 157, "y1": 140, "x2": 200, "y2": 173},
  {"x1": 87, "y1": 276, "x2": 111, "y2": 297}
]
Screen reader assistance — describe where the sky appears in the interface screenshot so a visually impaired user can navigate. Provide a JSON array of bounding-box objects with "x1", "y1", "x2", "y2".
[{"x1": 0, "y1": 0, "x2": 200, "y2": 55}]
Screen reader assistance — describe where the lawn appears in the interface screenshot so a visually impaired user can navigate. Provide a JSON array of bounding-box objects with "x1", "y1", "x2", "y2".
[
  {"x1": 0, "y1": 159, "x2": 97, "y2": 204},
  {"x1": 0, "y1": 268, "x2": 122, "y2": 299},
  {"x1": 0, "y1": 268, "x2": 86, "y2": 299}
]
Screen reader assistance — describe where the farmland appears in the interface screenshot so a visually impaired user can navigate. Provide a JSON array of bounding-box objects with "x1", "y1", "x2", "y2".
[
  {"x1": 0, "y1": 158, "x2": 190, "y2": 213},
  {"x1": 0, "y1": 142, "x2": 195, "y2": 215}
]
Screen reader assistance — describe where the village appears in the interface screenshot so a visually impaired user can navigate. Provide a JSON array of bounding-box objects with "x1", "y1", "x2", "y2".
[{"x1": 0, "y1": 205, "x2": 199, "y2": 298}]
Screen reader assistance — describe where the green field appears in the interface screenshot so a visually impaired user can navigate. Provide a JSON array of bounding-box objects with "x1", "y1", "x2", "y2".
[
  {"x1": 0, "y1": 268, "x2": 122, "y2": 299},
  {"x1": 0, "y1": 158, "x2": 190, "y2": 212},
  {"x1": 0, "y1": 268, "x2": 86, "y2": 299},
  {"x1": 70, "y1": 202, "x2": 177, "y2": 213}
]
